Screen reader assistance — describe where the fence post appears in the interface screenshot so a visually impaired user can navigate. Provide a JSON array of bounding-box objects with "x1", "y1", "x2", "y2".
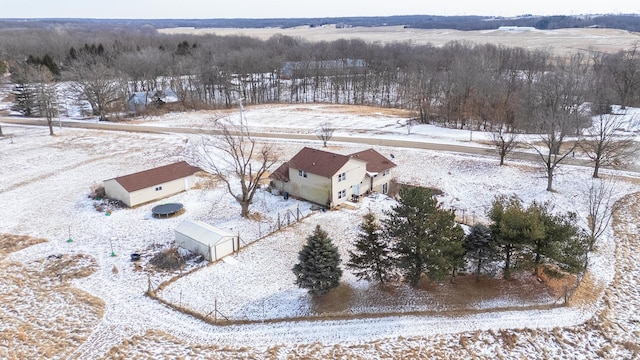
[
  {"x1": 297, "y1": 205, "x2": 300, "y2": 221},
  {"x1": 277, "y1": 213, "x2": 281, "y2": 230}
]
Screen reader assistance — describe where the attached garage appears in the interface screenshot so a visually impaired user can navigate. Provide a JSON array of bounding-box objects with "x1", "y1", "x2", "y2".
[{"x1": 175, "y1": 220, "x2": 239, "y2": 262}]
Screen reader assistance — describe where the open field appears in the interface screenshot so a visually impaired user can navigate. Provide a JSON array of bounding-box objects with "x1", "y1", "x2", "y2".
[{"x1": 159, "y1": 25, "x2": 640, "y2": 54}]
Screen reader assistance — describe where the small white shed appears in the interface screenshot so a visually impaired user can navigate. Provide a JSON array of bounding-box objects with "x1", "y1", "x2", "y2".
[{"x1": 175, "y1": 220, "x2": 239, "y2": 262}]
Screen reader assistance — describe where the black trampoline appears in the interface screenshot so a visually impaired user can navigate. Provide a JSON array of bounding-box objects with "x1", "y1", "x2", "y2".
[{"x1": 152, "y1": 203, "x2": 184, "y2": 218}]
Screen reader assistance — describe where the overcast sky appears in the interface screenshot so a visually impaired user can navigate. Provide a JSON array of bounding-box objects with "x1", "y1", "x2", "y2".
[{"x1": 2, "y1": 0, "x2": 638, "y2": 19}]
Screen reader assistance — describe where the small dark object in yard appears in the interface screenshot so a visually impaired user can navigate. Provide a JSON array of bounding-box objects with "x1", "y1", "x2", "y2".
[{"x1": 130, "y1": 253, "x2": 141, "y2": 261}]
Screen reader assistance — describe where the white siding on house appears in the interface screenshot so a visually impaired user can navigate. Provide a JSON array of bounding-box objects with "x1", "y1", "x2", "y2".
[
  {"x1": 103, "y1": 179, "x2": 132, "y2": 207},
  {"x1": 128, "y1": 176, "x2": 195, "y2": 207},
  {"x1": 105, "y1": 174, "x2": 198, "y2": 208},
  {"x1": 285, "y1": 169, "x2": 332, "y2": 206},
  {"x1": 370, "y1": 168, "x2": 393, "y2": 194},
  {"x1": 330, "y1": 159, "x2": 367, "y2": 206}
]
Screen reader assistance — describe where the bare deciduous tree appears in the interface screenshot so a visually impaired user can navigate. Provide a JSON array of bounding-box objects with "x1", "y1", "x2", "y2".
[
  {"x1": 316, "y1": 121, "x2": 335, "y2": 147},
  {"x1": 579, "y1": 111, "x2": 638, "y2": 178},
  {"x1": 63, "y1": 58, "x2": 124, "y2": 121},
  {"x1": 529, "y1": 54, "x2": 590, "y2": 191},
  {"x1": 187, "y1": 112, "x2": 278, "y2": 218},
  {"x1": 605, "y1": 44, "x2": 640, "y2": 110},
  {"x1": 586, "y1": 178, "x2": 618, "y2": 250},
  {"x1": 31, "y1": 65, "x2": 58, "y2": 136},
  {"x1": 491, "y1": 124, "x2": 519, "y2": 166}
]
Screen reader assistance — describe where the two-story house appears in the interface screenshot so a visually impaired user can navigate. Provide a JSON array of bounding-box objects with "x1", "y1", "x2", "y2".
[{"x1": 270, "y1": 147, "x2": 396, "y2": 208}]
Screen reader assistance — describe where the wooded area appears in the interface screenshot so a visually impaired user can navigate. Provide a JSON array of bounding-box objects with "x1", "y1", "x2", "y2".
[{"x1": 2, "y1": 25, "x2": 639, "y2": 131}]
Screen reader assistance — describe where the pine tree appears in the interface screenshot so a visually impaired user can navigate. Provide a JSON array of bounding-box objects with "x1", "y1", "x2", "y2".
[
  {"x1": 464, "y1": 223, "x2": 497, "y2": 280},
  {"x1": 347, "y1": 212, "x2": 394, "y2": 283},
  {"x1": 292, "y1": 225, "x2": 342, "y2": 296},
  {"x1": 489, "y1": 195, "x2": 531, "y2": 279},
  {"x1": 10, "y1": 83, "x2": 35, "y2": 116},
  {"x1": 534, "y1": 205, "x2": 587, "y2": 274},
  {"x1": 383, "y1": 186, "x2": 465, "y2": 286}
]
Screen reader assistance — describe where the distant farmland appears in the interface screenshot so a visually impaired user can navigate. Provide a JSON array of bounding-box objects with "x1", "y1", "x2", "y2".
[{"x1": 159, "y1": 25, "x2": 640, "y2": 55}]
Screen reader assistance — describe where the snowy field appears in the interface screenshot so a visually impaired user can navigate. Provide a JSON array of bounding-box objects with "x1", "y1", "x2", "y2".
[{"x1": 1, "y1": 104, "x2": 640, "y2": 358}]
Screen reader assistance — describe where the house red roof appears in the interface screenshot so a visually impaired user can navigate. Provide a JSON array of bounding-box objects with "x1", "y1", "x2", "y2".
[
  {"x1": 349, "y1": 149, "x2": 397, "y2": 173},
  {"x1": 270, "y1": 147, "x2": 396, "y2": 182},
  {"x1": 109, "y1": 161, "x2": 201, "y2": 192},
  {"x1": 270, "y1": 147, "x2": 351, "y2": 182}
]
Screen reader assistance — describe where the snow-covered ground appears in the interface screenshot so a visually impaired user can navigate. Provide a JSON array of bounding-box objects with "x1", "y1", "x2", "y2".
[{"x1": 1, "y1": 104, "x2": 640, "y2": 358}]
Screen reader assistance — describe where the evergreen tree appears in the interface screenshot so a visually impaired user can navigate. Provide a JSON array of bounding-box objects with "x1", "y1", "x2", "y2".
[
  {"x1": 490, "y1": 196, "x2": 589, "y2": 278},
  {"x1": 383, "y1": 186, "x2": 465, "y2": 286},
  {"x1": 489, "y1": 195, "x2": 529, "y2": 279},
  {"x1": 347, "y1": 212, "x2": 394, "y2": 283},
  {"x1": 536, "y1": 206, "x2": 587, "y2": 274},
  {"x1": 464, "y1": 223, "x2": 497, "y2": 280},
  {"x1": 10, "y1": 83, "x2": 35, "y2": 116},
  {"x1": 292, "y1": 225, "x2": 342, "y2": 296}
]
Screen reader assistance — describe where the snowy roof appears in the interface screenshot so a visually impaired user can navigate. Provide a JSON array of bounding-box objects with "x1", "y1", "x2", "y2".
[
  {"x1": 272, "y1": 147, "x2": 396, "y2": 181},
  {"x1": 105, "y1": 161, "x2": 201, "y2": 192},
  {"x1": 274, "y1": 147, "x2": 352, "y2": 179},
  {"x1": 128, "y1": 88, "x2": 179, "y2": 104},
  {"x1": 175, "y1": 219, "x2": 236, "y2": 246},
  {"x1": 349, "y1": 148, "x2": 397, "y2": 173}
]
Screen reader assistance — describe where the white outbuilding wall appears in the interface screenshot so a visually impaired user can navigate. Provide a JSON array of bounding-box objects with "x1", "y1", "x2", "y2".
[{"x1": 175, "y1": 220, "x2": 239, "y2": 262}]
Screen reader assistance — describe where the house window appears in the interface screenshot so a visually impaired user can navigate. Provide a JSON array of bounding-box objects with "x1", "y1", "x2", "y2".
[
  {"x1": 298, "y1": 170, "x2": 307, "y2": 178},
  {"x1": 338, "y1": 172, "x2": 346, "y2": 182},
  {"x1": 338, "y1": 189, "x2": 346, "y2": 199},
  {"x1": 383, "y1": 169, "x2": 389, "y2": 176},
  {"x1": 155, "y1": 186, "x2": 163, "y2": 191}
]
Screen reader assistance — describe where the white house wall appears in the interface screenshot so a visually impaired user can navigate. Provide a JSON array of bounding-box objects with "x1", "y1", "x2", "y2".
[
  {"x1": 128, "y1": 175, "x2": 196, "y2": 207},
  {"x1": 103, "y1": 179, "x2": 132, "y2": 207},
  {"x1": 330, "y1": 159, "x2": 367, "y2": 206},
  {"x1": 370, "y1": 169, "x2": 393, "y2": 194},
  {"x1": 286, "y1": 169, "x2": 332, "y2": 206}
]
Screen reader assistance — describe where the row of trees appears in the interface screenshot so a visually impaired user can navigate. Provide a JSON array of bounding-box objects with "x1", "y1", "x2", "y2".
[
  {"x1": 293, "y1": 186, "x2": 591, "y2": 295},
  {"x1": 3, "y1": 27, "x2": 640, "y2": 128}
]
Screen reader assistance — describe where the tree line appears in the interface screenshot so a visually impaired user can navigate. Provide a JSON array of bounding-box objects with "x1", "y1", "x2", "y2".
[
  {"x1": 3, "y1": 28, "x2": 640, "y2": 129},
  {"x1": 1, "y1": 15, "x2": 639, "y2": 32},
  {"x1": 293, "y1": 186, "x2": 590, "y2": 295}
]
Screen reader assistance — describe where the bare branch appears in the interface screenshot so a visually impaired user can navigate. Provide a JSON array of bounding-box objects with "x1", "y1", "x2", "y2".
[
  {"x1": 586, "y1": 178, "x2": 618, "y2": 250},
  {"x1": 579, "y1": 110, "x2": 639, "y2": 178},
  {"x1": 185, "y1": 114, "x2": 279, "y2": 218},
  {"x1": 315, "y1": 121, "x2": 335, "y2": 147},
  {"x1": 490, "y1": 124, "x2": 519, "y2": 166}
]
